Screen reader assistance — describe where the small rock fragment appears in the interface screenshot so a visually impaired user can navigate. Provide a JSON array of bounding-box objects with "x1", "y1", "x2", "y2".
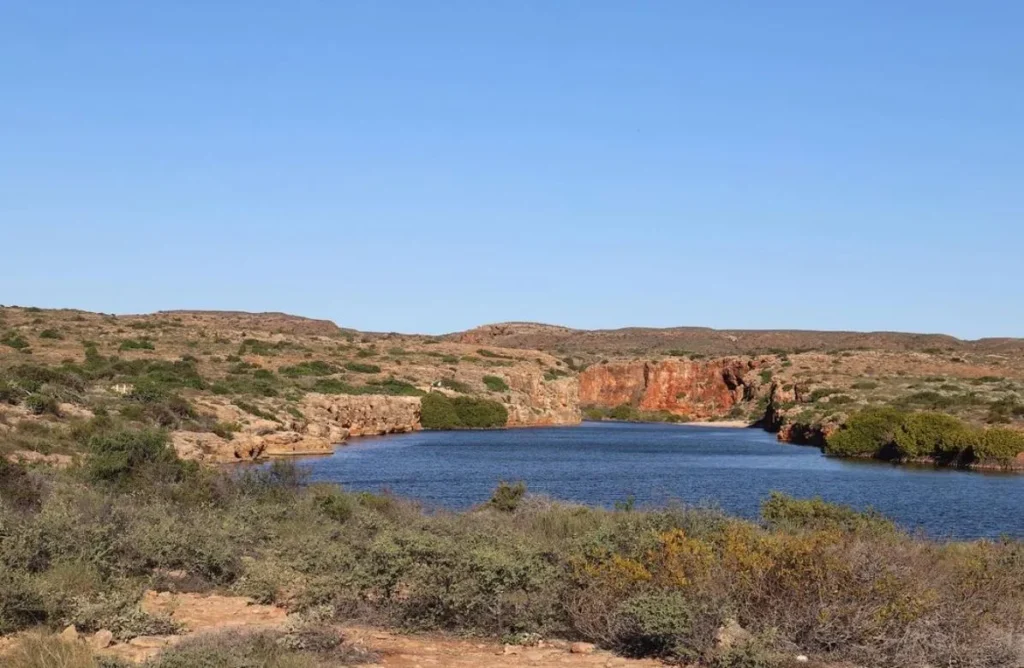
[
  {"x1": 91, "y1": 629, "x2": 114, "y2": 650},
  {"x1": 60, "y1": 625, "x2": 79, "y2": 641},
  {"x1": 570, "y1": 641, "x2": 596, "y2": 654}
]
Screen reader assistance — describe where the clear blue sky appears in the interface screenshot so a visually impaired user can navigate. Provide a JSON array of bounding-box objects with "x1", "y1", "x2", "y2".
[{"x1": 2, "y1": 2, "x2": 1021, "y2": 338}]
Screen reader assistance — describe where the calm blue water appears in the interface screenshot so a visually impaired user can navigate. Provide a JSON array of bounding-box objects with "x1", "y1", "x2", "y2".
[{"x1": 297, "y1": 422, "x2": 1024, "y2": 540}]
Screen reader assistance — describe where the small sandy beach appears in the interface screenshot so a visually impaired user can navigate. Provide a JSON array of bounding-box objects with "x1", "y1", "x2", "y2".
[{"x1": 683, "y1": 420, "x2": 752, "y2": 428}]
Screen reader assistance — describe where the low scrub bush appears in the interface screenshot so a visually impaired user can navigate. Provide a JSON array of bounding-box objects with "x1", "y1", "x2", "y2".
[
  {"x1": 438, "y1": 378, "x2": 471, "y2": 393},
  {"x1": 343, "y1": 361, "x2": 380, "y2": 374},
  {"x1": 277, "y1": 360, "x2": 337, "y2": 377},
  {"x1": 118, "y1": 338, "x2": 155, "y2": 351},
  {"x1": 761, "y1": 492, "x2": 894, "y2": 533},
  {"x1": 0, "y1": 458, "x2": 43, "y2": 511},
  {"x1": 1, "y1": 331, "x2": 31, "y2": 350},
  {"x1": 238, "y1": 338, "x2": 296, "y2": 356},
  {"x1": 85, "y1": 428, "x2": 191, "y2": 487},
  {"x1": 146, "y1": 628, "x2": 372, "y2": 668},
  {"x1": 482, "y1": 375, "x2": 510, "y2": 392},
  {"x1": 25, "y1": 393, "x2": 60, "y2": 416},
  {"x1": 488, "y1": 481, "x2": 526, "y2": 512},
  {"x1": 611, "y1": 591, "x2": 706, "y2": 662}
]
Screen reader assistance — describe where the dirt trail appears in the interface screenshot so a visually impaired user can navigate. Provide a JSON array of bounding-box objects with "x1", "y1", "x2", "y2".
[
  {"x1": 341, "y1": 626, "x2": 661, "y2": 667},
  {"x1": 86, "y1": 591, "x2": 661, "y2": 667}
]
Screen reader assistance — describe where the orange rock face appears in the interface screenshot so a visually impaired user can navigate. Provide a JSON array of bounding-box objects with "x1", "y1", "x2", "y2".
[{"x1": 579, "y1": 359, "x2": 761, "y2": 419}]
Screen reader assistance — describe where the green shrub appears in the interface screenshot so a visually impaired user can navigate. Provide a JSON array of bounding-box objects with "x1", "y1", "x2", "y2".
[
  {"x1": 25, "y1": 393, "x2": 60, "y2": 416},
  {"x1": 987, "y1": 397, "x2": 1024, "y2": 424},
  {"x1": 825, "y1": 407, "x2": 906, "y2": 457},
  {"x1": 85, "y1": 428, "x2": 189, "y2": 487},
  {"x1": 0, "y1": 458, "x2": 43, "y2": 511},
  {"x1": 310, "y1": 378, "x2": 358, "y2": 395},
  {"x1": 1, "y1": 331, "x2": 31, "y2": 350},
  {"x1": 363, "y1": 377, "x2": 425, "y2": 396},
  {"x1": 38, "y1": 329, "x2": 63, "y2": 340},
  {"x1": 710, "y1": 639, "x2": 777, "y2": 668},
  {"x1": 972, "y1": 428, "x2": 1024, "y2": 462},
  {"x1": 488, "y1": 481, "x2": 526, "y2": 512},
  {"x1": 118, "y1": 338, "x2": 155, "y2": 351},
  {"x1": 439, "y1": 378, "x2": 471, "y2": 393},
  {"x1": 452, "y1": 396, "x2": 508, "y2": 428},
  {"x1": 277, "y1": 361, "x2": 336, "y2": 377},
  {"x1": 238, "y1": 339, "x2": 294, "y2": 356},
  {"x1": 807, "y1": 388, "x2": 837, "y2": 402},
  {"x1": 758, "y1": 370, "x2": 773, "y2": 384},
  {"x1": 313, "y1": 486, "x2": 354, "y2": 523},
  {"x1": 761, "y1": 492, "x2": 894, "y2": 533},
  {"x1": 609, "y1": 404, "x2": 635, "y2": 420},
  {"x1": 851, "y1": 381, "x2": 878, "y2": 390},
  {"x1": 233, "y1": 401, "x2": 279, "y2": 422},
  {"x1": 895, "y1": 390, "x2": 955, "y2": 410},
  {"x1": 419, "y1": 393, "x2": 507, "y2": 429},
  {"x1": 146, "y1": 629, "x2": 370, "y2": 668},
  {"x1": 482, "y1": 375, "x2": 510, "y2": 392},
  {"x1": 343, "y1": 361, "x2": 380, "y2": 374},
  {"x1": 613, "y1": 592, "x2": 703, "y2": 661},
  {"x1": 211, "y1": 421, "x2": 240, "y2": 440},
  {"x1": 477, "y1": 349, "x2": 511, "y2": 359},
  {"x1": 419, "y1": 392, "x2": 461, "y2": 430},
  {"x1": 893, "y1": 412, "x2": 969, "y2": 459}
]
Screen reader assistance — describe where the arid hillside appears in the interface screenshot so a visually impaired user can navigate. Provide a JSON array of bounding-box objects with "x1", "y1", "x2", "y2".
[
  {"x1": 0, "y1": 307, "x2": 579, "y2": 463},
  {"x1": 3, "y1": 306, "x2": 1023, "y2": 468},
  {"x1": 451, "y1": 321, "x2": 1024, "y2": 359}
]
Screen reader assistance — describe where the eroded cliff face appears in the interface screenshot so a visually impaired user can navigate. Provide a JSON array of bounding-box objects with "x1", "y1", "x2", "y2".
[
  {"x1": 503, "y1": 371, "x2": 581, "y2": 426},
  {"x1": 579, "y1": 359, "x2": 763, "y2": 420}
]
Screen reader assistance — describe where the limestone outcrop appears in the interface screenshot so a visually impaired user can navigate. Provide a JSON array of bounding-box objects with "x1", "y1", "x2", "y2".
[
  {"x1": 299, "y1": 393, "x2": 421, "y2": 437},
  {"x1": 173, "y1": 394, "x2": 421, "y2": 463},
  {"x1": 502, "y1": 371, "x2": 581, "y2": 427}
]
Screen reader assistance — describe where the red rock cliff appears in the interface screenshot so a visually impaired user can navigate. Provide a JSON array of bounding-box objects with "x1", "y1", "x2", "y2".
[{"x1": 579, "y1": 359, "x2": 762, "y2": 419}]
